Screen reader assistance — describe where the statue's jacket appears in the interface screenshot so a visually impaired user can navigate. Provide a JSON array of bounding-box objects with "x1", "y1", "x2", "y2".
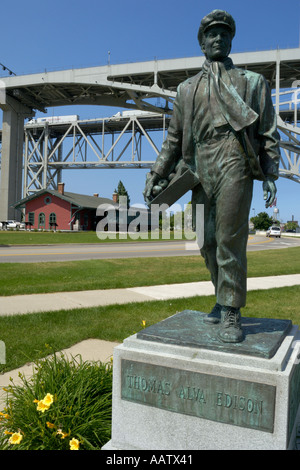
[{"x1": 151, "y1": 63, "x2": 280, "y2": 183}]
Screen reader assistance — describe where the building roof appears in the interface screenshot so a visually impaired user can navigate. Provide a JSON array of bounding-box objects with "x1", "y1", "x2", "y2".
[{"x1": 14, "y1": 188, "x2": 117, "y2": 210}]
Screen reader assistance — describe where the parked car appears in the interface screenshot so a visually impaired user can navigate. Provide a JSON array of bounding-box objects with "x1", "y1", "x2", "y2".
[
  {"x1": 3, "y1": 220, "x2": 25, "y2": 230},
  {"x1": 266, "y1": 226, "x2": 281, "y2": 238}
]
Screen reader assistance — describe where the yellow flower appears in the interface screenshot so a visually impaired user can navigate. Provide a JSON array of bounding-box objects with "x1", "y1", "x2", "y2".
[
  {"x1": 57, "y1": 429, "x2": 69, "y2": 439},
  {"x1": 35, "y1": 393, "x2": 54, "y2": 412},
  {"x1": 9, "y1": 432, "x2": 23, "y2": 445},
  {"x1": 36, "y1": 400, "x2": 50, "y2": 413},
  {"x1": 43, "y1": 393, "x2": 54, "y2": 406},
  {"x1": 4, "y1": 430, "x2": 13, "y2": 435},
  {"x1": 142, "y1": 320, "x2": 146, "y2": 328},
  {"x1": 46, "y1": 422, "x2": 56, "y2": 429},
  {"x1": 0, "y1": 412, "x2": 10, "y2": 419},
  {"x1": 69, "y1": 438, "x2": 80, "y2": 450}
]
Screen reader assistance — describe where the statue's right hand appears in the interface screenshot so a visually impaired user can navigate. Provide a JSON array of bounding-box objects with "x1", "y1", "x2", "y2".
[{"x1": 143, "y1": 172, "x2": 160, "y2": 204}]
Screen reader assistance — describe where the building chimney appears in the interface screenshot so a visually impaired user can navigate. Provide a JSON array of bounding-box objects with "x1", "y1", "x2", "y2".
[
  {"x1": 93, "y1": 193, "x2": 99, "y2": 197},
  {"x1": 58, "y1": 182, "x2": 65, "y2": 195},
  {"x1": 112, "y1": 192, "x2": 118, "y2": 203}
]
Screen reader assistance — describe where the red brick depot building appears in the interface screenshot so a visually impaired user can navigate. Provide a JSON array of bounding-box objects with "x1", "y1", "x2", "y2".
[{"x1": 14, "y1": 183, "x2": 117, "y2": 231}]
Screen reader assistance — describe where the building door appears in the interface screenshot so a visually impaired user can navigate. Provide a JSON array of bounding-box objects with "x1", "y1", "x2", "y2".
[{"x1": 38, "y1": 212, "x2": 46, "y2": 229}]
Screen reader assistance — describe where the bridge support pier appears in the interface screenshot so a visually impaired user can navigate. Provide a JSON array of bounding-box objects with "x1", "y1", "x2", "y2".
[{"x1": 0, "y1": 96, "x2": 33, "y2": 221}]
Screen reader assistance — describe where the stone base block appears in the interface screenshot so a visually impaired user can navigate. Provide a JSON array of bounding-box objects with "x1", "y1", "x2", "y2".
[{"x1": 103, "y1": 311, "x2": 300, "y2": 450}]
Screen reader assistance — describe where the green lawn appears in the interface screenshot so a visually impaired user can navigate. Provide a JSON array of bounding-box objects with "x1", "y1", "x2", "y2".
[
  {"x1": 0, "y1": 246, "x2": 300, "y2": 296},
  {"x1": 0, "y1": 230, "x2": 118, "y2": 245},
  {"x1": 0, "y1": 230, "x2": 187, "y2": 245},
  {"x1": 0, "y1": 286, "x2": 299, "y2": 372}
]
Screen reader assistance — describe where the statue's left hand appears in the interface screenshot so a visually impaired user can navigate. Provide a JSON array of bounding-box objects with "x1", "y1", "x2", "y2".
[
  {"x1": 263, "y1": 177, "x2": 277, "y2": 208},
  {"x1": 143, "y1": 171, "x2": 160, "y2": 205}
]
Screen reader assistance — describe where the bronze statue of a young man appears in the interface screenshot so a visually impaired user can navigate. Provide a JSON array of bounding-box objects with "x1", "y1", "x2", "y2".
[{"x1": 144, "y1": 10, "x2": 280, "y2": 343}]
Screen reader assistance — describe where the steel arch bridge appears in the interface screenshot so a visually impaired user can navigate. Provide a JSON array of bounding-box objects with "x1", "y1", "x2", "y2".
[{"x1": 0, "y1": 47, "x2": 300, "y2": 219}]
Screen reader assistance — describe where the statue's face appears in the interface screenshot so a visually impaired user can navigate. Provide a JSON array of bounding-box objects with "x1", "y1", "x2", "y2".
[{"x1": 201, "y1": 25, "x2": 232, "y2": 61}]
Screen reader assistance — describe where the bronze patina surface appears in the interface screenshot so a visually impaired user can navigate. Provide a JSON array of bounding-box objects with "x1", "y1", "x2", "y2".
[
  {"x1": 136, "y1": 310, "x2": 292, "y2": 359},
  {"x1": 143, "y1": 9, "x2": 281, "y2": 343},
  {"x1": 288, "y1": 361, "x2": 300, "y2": 441},
  {"x1": 149, "y1": 167, "x2": 199, "y2": 207},
  {"x1": 121, "y1": 358, "x2": 276, "y2": 432}
]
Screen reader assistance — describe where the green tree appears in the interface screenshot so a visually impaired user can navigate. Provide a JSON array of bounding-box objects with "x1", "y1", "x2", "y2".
[
  {"x1": 285, "y1": 221, "x2": 299, "y2": 231},
  {"x1": 114, "y1": 180, "x2": 131, "y2": 208},
  {"x1": 250, "y1": 212, "x2": 273, "y2": 231}
]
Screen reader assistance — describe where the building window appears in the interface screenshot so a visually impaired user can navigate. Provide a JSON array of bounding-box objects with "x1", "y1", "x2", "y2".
[
  {"x1": 49, "y1": 213, "x2": 56, "y2": 225},
  {"x1": 28, "y1": 212, "x2": 35, "y2": 226},
  {"x1": 44, "y1": 196, "x2": 52, "y2": 205},
  {"x1": 84, "y1": 212, "x2": 89, "y2": 229},
  {"x1": 38, "y1": 212, "x2": 45, "y2": 229},
  {"x1": 49, "y1": 213, "x2": 57, "y2": 229}
]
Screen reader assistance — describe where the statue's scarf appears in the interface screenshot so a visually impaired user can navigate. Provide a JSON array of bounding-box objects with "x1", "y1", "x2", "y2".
[{"x1": 202, "y1": 58, "x2": 258, "y2": 131}]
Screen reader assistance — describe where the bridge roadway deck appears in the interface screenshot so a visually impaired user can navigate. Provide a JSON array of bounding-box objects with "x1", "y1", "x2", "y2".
[
  {"x1": 0, "y1": 109, "x2": 296, "y2": 142},
  {"x1": 0, "y1": 48, "x2": 299, "y2": 112},
  {"x1": 23, "y1": 113, "x2": 171, "y2": 139}
]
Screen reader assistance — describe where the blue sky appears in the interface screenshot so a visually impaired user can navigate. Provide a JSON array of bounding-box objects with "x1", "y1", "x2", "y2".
[{"x1": 1, "y1": 0, "x2": 300, "y2": 223}]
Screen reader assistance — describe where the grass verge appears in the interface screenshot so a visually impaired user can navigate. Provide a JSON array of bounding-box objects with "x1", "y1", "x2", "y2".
[
  {"x1": 0, "y1": 285, "x2": 299, "y2": 372},
  {"x1": 0, "y1": 230, "x2": 187, "y2": 245},
  {"x1": 1, "y1": 247, "x2": 300, "y2": 296}
]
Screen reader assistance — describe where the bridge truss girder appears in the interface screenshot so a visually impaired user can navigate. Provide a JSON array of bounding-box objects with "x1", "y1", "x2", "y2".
[
  {"x1": 6, "y1": 110, "x2": 300, "y2": 200},
  {"x1": 274, "y1": 85, "x2": 300, "y2": 184},
  {"x1": 23, "y1": 113, "x2": 169, "y2": 197},
  {"x1": 277, "y1": 117, "x2": 300, "y2": 183}
]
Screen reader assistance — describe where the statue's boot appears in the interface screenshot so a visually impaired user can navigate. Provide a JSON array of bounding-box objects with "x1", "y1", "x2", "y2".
[
  {"x1": 218, "y1": 306, "x2": 244, "y2": 343},
  {"x1": 203, "y1": 303, "x2": 222, "y2": 324}
]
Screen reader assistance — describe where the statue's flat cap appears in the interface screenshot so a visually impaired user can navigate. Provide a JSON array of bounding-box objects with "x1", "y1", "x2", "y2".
[{"x1": 198, "y1": 10, "x2": 236, "y2": 43}]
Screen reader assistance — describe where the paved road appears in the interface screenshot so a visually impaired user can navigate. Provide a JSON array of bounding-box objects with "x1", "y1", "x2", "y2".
[
  {"x1": 247, "y1": 234, "x2": 300, "y2": 251},
  {"x1": 0, "y1": 235, "x2": 299, "y2": 263}
]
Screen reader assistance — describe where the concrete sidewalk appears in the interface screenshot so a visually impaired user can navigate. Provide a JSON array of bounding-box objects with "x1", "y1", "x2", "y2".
[{"x1": 1, "y1": 274, "x2": 300, "y2": 316}]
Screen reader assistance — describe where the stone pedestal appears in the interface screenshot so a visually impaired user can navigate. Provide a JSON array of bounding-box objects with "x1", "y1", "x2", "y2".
[{"x1": 103, "y1": 311, "x2": 300, "y2": 450}]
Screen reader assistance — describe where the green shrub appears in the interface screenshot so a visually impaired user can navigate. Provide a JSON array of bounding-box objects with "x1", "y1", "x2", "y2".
[{"x1": 0, "y1": 352, "x2": 112, "y2": 450}]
